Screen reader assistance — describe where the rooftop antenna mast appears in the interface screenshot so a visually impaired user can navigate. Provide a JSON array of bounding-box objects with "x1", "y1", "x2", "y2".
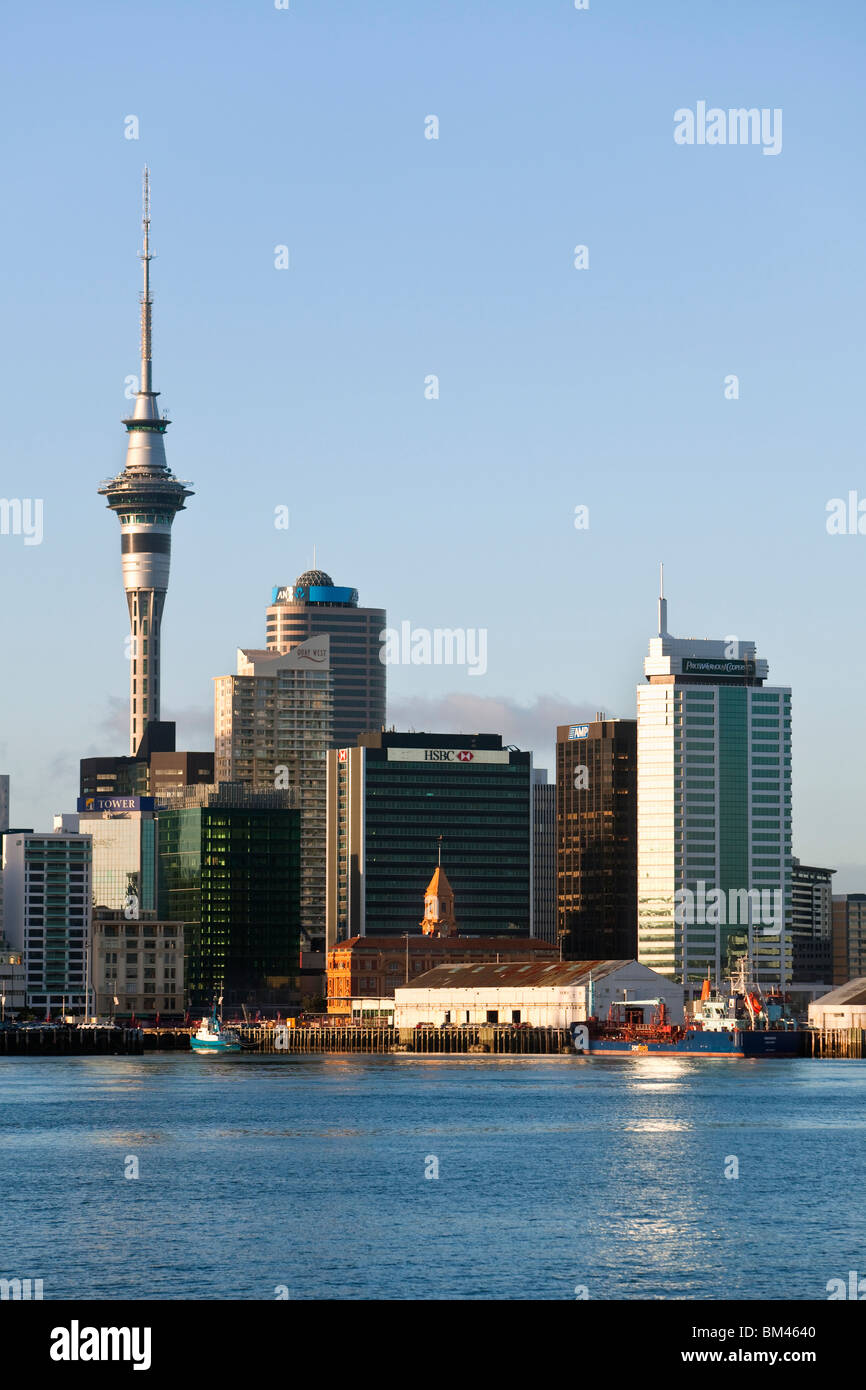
[
  {"x1": 658, "y1": 562, "x2": 668, "y2": 637},
  {"x1": 139, "y1": 165, "x2": 154, "y2": 395}
]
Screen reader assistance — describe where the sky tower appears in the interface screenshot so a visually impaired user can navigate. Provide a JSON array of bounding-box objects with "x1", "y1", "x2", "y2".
[{"x1": 99, "y1": 170, "x2": 193, "y2": 755}]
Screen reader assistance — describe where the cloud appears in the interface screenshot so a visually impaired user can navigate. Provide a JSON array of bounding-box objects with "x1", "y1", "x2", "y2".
[
  {"x1": 98, "y1": 696, "x2": 129, "y2": 742},
  {"x1": 84, "y1": 699, "x2": 213, "y2": 756},
  {"x1": 163, "y1": 704, "x2": 213, "y2": 748},
  {"x1": 385, "y1": 692, "x2": 599, "y2": 772}
]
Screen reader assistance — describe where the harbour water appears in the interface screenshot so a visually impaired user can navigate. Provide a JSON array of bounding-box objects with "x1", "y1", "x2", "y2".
[{"x1": 1, "y1": 1054, "x2": 863, "y2": 1301}]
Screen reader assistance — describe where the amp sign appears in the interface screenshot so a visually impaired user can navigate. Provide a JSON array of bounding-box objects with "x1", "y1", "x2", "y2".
[{"x1": 568, "y1": 725, "x2": 590, "y2": 740}]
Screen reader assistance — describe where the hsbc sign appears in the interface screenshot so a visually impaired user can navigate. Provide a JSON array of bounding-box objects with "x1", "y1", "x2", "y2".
[{"x1": 386, "y1": 748, "x2": 510, "y2": 764}]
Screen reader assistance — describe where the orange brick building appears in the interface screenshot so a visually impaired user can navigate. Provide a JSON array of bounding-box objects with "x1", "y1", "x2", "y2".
[{"x1": 327, "y1": 865, "x2": 556, "y2": 1013}]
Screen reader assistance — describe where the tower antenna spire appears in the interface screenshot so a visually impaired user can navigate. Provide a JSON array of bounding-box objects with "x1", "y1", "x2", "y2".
[
  {"x1": 139, "y1": 165, "x2": 153, "y2": 395},
  {"x1": 658, "y1": 562, "x2": 668, "y2": 637}
]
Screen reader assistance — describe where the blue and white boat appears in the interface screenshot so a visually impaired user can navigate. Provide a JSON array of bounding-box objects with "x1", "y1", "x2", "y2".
[{"x1": 190, "y1": 1007, "x2": 241, "y2": 1054}]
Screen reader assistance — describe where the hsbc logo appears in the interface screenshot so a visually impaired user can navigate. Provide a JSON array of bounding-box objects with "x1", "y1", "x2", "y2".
[
  {"x1": 388, "y1": 747, "x2": 509, "y2": 764},
  {"x1": 338, "y1": 749, "x2": 348, "y2": 762},
  {"x1": 423, "y1": 749, "x2": 474, "y2": 762}
]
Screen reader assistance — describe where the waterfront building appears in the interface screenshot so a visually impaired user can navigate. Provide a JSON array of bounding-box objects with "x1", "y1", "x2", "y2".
[
  {"x1": 532, "y1": 769, "x2": 556, "y2": 945},
  {"x1": 790, "y1": 858, "x2": 835, "y2": 988},
  {"x1": 156, "y1": 785, "x2": 301, "y2": 1009},
  {"x1": 214, "y1": 637, "x2": 332, "y2": 940},
  {"x1": 556, "y1": 716, "x2": 637, "y2": 959},
  {"x1": 0, "y1": 934, "x2": 25, "y2": 1018},
  {"x1": 831, "y1": 893, "x2": 866, "y2": 985},
  {"x1": 636, "y1": 577, "x2": 792, "y2": 992},
  {"x1": 327, "y1": 860, "x2": 554, "y2": 1011},
  {"x1": 98, "y1": 170, "x2": 193, "y2": 757},
  {"x1": 2, "y1": 830, "x2": 92, "y2": 1015},
  {"x1": 325, "y1": 731, "x2": 533, "y2": 948},
  {"x1": 327, "y1": 933, "x2": 556, "y2": 1014},
  {"x1": 393, "y1": 959, "x2": 684, "y2": 1030},
  {"x1": 92, "y1": 909, "x2": 184, "y2": 1019},
  {"x1": 266, "y1": 570, "x2": 385, "y2": 748},
  {"x1": 808, "y1": 979, "x2": 866, "y2": 1031}
]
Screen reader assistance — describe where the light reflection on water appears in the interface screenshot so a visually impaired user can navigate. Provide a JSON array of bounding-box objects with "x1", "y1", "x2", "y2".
[{"x1": 0, "y1": 1053, "x2": 863, "y2": 1300}]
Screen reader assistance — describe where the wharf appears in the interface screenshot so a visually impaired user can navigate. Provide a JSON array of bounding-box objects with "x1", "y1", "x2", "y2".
[
  {"x1": 231, "y1": 1023, "x2": 572, "y2": 1054},
  {"x1": 0, "y1": 1025, "x2": 143, "y2": 1055},
  {"x1": 12, "y1": 1023, "x2": 857, "y2": 1059},
  {"x1": 807, "y1": 1027, "x2": 865, "y2": 1059}
]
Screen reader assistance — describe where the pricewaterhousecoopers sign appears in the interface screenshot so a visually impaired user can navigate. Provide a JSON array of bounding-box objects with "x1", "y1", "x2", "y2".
[{"x1": 681, "y1": 658, "x2": 753, "y2": 676}]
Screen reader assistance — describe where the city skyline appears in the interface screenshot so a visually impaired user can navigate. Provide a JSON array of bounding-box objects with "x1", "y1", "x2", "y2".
[{"x1": 1, "y1": 1, "x2": 864, "y2": 891}]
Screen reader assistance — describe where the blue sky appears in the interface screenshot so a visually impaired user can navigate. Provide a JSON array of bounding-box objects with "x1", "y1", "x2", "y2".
[{"x1": 1, "y1": 0, "x2": 865, "y2": 886}]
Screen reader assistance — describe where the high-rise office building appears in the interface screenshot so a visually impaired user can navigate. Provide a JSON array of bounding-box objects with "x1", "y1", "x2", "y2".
[
  {"x1": 326, "y1": 732, "x2": 533, "y2": 947},
  {"x1": 156, "y1": 785, "x2": 301, "y2": 1009},
  {"x1": 0, "y1": 775, "x2": 9, "y2": 832},
  {"x1": 98, "y1": 170, "x2": 193, "y2": 756},
  {"x1": 2, "y1": 830, "x2": 92, "y2": 1014},
  {"x1": 556, "y1": 717, "x2": 637, "y2": 959},
  {"x1": 214, "y1": 638, "x2": 332, "y2": 939},
  {"x1": 791, "y1": 858, "x2": 834, "y2": 987},
  {"x1": 266, "y1": 571, "x2": 385, "y2": 747},
  {"x1": 636, "y1": 578, "x2": 792, "y2": 991},
  {"x1": 532, "y1": 769, "x2": 557, "y2": 945},
  {"x1": 831, "y1": 894, "x2": 866, "y2": 985},
  {"x1": 80, "y1": 742, "x2": 214, "y2": 802},
  {"x1": 76, "y1": 796, "x2": 158, "y2": 915}
]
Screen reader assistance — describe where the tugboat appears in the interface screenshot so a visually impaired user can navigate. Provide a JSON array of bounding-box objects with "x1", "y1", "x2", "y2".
[
  {"x1": 572, "y1": 958, "x2": 802, "y2": 1058},
  {"x1": 190, "y1": 1000, "x2": 241, "y2": 1055}
]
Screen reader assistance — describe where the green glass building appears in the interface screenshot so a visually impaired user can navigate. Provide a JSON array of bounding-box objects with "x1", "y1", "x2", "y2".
[{"x1": 157, "y1": 793, "x2": 301, "y2": 1008}]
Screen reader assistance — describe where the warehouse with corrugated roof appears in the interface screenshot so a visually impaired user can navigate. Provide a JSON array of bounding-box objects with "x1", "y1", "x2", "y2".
[
  {"x1": 808, "y1": 979, "x2": 866, "y2": 1030},
  {"x1": 393, "y1": 959, "x2": 683, "y2": 1030}
]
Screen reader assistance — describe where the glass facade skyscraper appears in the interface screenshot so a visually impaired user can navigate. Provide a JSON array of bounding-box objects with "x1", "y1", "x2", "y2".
[
  {"x1": 556, "y1": 717, "x2": 637, "y2": 959},
  {"x1": 326, "y1": 732, "x2": 533, "y2": 946},
  {"x1": 157, "y1": 795, "x2": 301, "y2": 1008},
  {"x1": 637, "y1": 588, "x2": 792, "y2": 991},
  {"x1": 78, "y1": 802, "x2": 157, "y2": 914}
]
